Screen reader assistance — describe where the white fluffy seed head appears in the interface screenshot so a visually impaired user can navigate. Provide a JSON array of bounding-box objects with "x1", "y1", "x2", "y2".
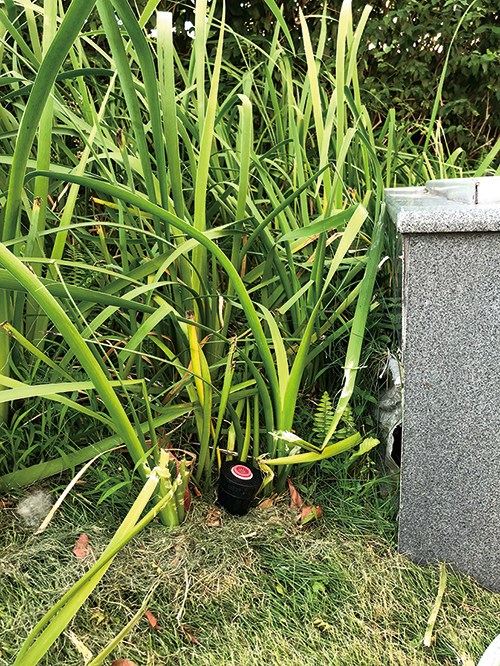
[{"x1": 17, "y1": 489, "x2": 53, "y2": 527}]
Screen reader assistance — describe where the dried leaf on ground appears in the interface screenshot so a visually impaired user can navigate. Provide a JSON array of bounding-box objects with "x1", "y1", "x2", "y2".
[
  {"x1": 256, "y1": 494, "x2": 277, "y2": 510},
  {"x1": 110, "y1": 660, "x2": 139, "y2": 666},
  {"x1": 287, "y1": 478, "x2": 304, "y2": 510},
  {"x1": 300, "y1": 505, "x2": 322, "y2": 526},
  {"x1": 205, "y1": 506, "x2": 221, "y2": 527},
  {"x1": 145, "y1": 609, "x2": 162, "y2": 630},
  {"x1": 0, "y1": 500, "x2": 12, "y2": 508},
  {"x1": 458, "y1": 653, "x2": 475, "y2": 666},
  {"x1": 90, "y1": 608, "x2": 108, "y2": 626},
  {"x1": 423, "y1": 561, "x2": 447, "y2": 647},
  {"x1": 64, "y1": 631, "x2": 92, "y2": 663},
  {"x1": 72, "y1": 533, "x2": 91, "y2": 559},
  {"x1": 180, "y1": 625, "x2": 201, "y2": 646}
]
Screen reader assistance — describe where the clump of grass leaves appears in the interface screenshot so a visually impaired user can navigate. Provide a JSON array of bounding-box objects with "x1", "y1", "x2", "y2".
[{"x1": 1, "y1": 485, "x2": 500, "y2": 666}]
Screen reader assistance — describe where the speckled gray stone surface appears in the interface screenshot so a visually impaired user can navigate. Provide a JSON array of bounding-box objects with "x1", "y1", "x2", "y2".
[
  {"x1": 386, "y1": 177, "x2": 500, "y2": 233},
  {"x1": 386, "y1": 179, "x2": 500, "y2": 591}
]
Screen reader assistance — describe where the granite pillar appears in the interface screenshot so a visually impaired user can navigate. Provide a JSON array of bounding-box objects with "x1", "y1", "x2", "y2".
[{"x1": 385, "y1": 177, "x2": 500, "y2": 591}]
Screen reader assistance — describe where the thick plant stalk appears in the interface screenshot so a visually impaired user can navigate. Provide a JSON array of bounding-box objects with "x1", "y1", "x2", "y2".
[
  {"x1": 191, "y1": 4, "x2": 225, "y2": 314},
  {"x1": 111, "y1": 0, "x2": 168, "y2": 210},
  {"x1": 186, "y1": 311, "x2": 213, "y2": 484},
  {"x1": 157, "y1": 11, "x2": 184, "y2": 218},
  {"x1": 194, "y1": 0, "x2": 207, "y2": 130},
  {"x1": 96, "y1": 0, "x2": 158, "y2": 209},
  {"x1": 220, "y1": 94, "x2": 253, "y2": 346},
  {"x1": 300, "y1": 7, "x2": 331, "y2": 203},
  {"x1": 334, "y1": 0, "x2": 351, "y2": 209}
]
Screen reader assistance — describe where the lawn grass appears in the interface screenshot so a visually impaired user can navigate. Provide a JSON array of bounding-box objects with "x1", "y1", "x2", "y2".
[{"x1": 1, "y1": 461, "x2": 500, "y2": 666}]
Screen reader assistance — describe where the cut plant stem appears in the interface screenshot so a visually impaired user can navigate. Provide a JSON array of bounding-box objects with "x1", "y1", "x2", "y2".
[{"x1": 423, "y1": 561, "x2": 448, "y2": 647}]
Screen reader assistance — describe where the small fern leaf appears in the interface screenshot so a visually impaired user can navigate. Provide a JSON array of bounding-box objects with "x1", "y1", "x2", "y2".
[{"x1": 313, "y1": 391, "x2": 334, "y2": 442}]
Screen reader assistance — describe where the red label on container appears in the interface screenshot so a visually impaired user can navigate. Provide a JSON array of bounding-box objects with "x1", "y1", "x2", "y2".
[{"x1": 231, "y1": 464, "x2": 253, "y2": 480}]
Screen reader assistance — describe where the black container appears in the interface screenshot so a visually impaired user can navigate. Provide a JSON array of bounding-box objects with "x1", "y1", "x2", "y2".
[{"x1": 217, "y1": 460, "x2": 264, "y2": 516}]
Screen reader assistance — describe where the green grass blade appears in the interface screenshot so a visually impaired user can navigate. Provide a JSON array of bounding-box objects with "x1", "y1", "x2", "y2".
[
  {"x1": 212, "y1": 337, "x2": 237, "y2": 449},
  {"x1": 192, "y1": 4, "x2": 225, "y2": 305},
  {"x1": 194, "y1": 0, "x2": 207, "y2": 129},
  {"x1": 0, "y1": 322, "x2": 73, "y2": 380},
  {"x1": 112, "y1": 0, "x2": 168, "y2": 210},
  {"x1": 261, "y1": 0, "x2": 295, "y2": 54},
  {"x1": 474, "y1": 135, "x2": 500, "y2": 177},
  {"x1": 334, "y1": 0, "x2": 351, "y2": 209},
  {"x1": 0, "y1": 373, "x2": 115, "y2": 428},
  {"x1": 0, "y1": 242, "x2": 149, "y2": 475},
  {"x1": 282, "y1": 204, "x2": 368, "y2": 430},
  {"x1": 300, "y1": 7, "x2": 330, "y2": 202},
  {"x1": 0, "y1": 406, "x2": 194, "y2": 491},
  {"x1": 2, "y1": 0, "x2": 96, "y2": 242},
  {"x1": 29, "y1": 170, "x2": 281, "y2": 423},
  {"x1": 322, "y1": 205, "x2": 386, "y2": 447},
  {"x1": 423, "y1": 0, "x2": 478, "y2": 154},
  {"x1": 264, "y1": 432, "x2": 362, "y2": 465},
  {"x1": 0, "y1": 268, "x2": 156, "y2": 314},
  {"x1": 96, "y1": 0, "x2": 158, "y2": 207},
  {"x1": 258, "y1": 304, "x2": 289, "y2": 415},
  {"x1": 13, "y1": 471, "x2": 162, "y2": 666},
  {"x1": 117, "y1": 303, "x2": 175, "y2": 368},
  {"x1": 157, "y1": 11, "x2": 184, "y2": 218}
]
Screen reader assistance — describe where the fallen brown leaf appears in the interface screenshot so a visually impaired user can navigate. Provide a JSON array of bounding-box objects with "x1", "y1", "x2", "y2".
[
  {"x1": 287, "y1": 478, "x2": 304, "y2": 510},
  {"x1": 179, "y1": 625, "x2": 201, "y2": 646},
  {"x1": 72, "y1": 533, "x2": 91, "y2": 559},
  {"x1": 300, "y1": 505, "x2": 322, "y2": 526},
  {"x1": 145, "y1": 610, "x2": 162, "y2": 630},
  {"x1": 205, "y1": 506, "x2": 221, "y2": 527},
  {"x1": 110, "y1": 660, "x2": 139, "y2": 666},
  {"x1": 256, "y1": 494, "x2": 277, "y2": 510},
  {"x1": 0, "y1": 500, "x2": 13, "y2": 508}
]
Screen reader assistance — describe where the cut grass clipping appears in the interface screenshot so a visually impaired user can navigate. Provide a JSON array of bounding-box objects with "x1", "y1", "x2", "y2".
[{"x1": 2, "y1": 488, "x2": 500, "y2": 666}]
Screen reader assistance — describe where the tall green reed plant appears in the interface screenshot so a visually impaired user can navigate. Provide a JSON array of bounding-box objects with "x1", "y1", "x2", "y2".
[
  {"x1": 0, "y1": 0, "x2": 385, "y2": 493},
  {"x1": 3, "y1": 0, "x2": 490, "y2": 493}
]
